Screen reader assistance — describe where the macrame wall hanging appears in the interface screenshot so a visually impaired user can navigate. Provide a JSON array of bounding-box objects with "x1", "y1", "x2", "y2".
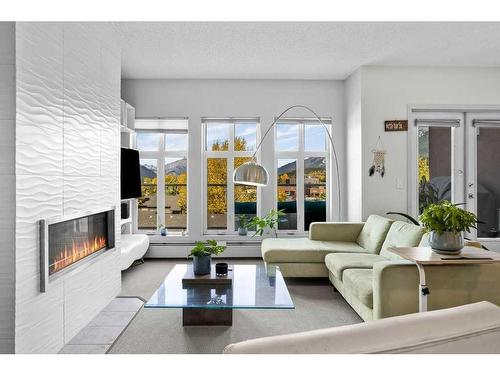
[{"x1": 368, "y1": 136, "x2": 386, "y2": 177}]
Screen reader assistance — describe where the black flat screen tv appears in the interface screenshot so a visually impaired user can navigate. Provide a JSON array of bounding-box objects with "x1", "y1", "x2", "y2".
[{"x1": 121, "y1": 147, "x2": 142, "y2": 199}]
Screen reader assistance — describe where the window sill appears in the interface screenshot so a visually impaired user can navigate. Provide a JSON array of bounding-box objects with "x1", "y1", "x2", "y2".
[{"x1": 146, "y1": 232, "x2": 308, "y2": 244}]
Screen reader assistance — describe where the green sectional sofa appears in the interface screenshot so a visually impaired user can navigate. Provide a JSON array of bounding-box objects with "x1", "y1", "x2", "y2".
[
  {"x1": 262, "y1": 215, "x2": 500, "y2": 321},
  {"x1": 262, "y1": 215, "x2": 394, "y2": 277}
]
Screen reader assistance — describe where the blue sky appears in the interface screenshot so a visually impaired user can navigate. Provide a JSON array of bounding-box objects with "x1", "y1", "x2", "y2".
[
  {"x1": 137, "y1": 123, "x2": 326, "y2": 152},
  {"x1": 136, "y1": 133, "x2": 188, "y2": 151},
  {"x1": 206, "y1": 122, "x2": 257, "y2": 151},
  {"x1": 166, "y1": 133, "x2": 188, "y2": 150},
  {"x1": 277, "y1": 123, "x2": 326, "y2": 151}
]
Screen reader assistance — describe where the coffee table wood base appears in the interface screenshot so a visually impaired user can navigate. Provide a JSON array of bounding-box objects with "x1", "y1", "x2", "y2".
[{"x1": 182, "y1": 308, "x2": 233, "y2": 326}]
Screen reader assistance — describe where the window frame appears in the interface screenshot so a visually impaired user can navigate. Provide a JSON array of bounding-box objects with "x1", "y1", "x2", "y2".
[
  {"x1": 202, "y1": 117, "x2": 261, "y2": 235},
  {"x1": 135, "y1": 118, "x2": 189, "y2": 235},
  {"x1": 275, "y1": 118, "x2": 332, "y2": 233}
]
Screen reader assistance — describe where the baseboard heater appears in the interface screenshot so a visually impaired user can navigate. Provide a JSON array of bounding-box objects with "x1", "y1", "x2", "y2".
[
  {"x1": 146, "y1": 240, "x2": 261, "y2": 258},
  {"x1": 149, "y1": 241, "x2": 261, "y2": 247}
]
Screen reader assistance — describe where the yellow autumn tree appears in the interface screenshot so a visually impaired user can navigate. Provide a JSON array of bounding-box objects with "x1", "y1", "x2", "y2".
[
  {"x1": 165, "y1": 172, "x2": 187, "y2": 212},
  {"x1": 207, "y1": 137, "x2": 256, "y2": 215},
  {"x1": 139, "y1": 177, "x2": 157, "y2": 207},
  {"x1": 418, "y1": 156, "x2": 430, "y2": 182}
]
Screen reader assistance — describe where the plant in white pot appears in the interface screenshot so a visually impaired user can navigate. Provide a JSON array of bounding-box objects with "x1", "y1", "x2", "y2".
[
  {"x1": 188, "y1": 240, "x2": 226, "y2": 275},
  {"x1": 419, "y1": 201, "x2": 478, "y2": 254}
]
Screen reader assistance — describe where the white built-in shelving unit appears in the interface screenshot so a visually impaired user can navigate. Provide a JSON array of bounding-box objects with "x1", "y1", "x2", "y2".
[{"x1": 120, "y1": 99, "x2": 136, "y2": 234}]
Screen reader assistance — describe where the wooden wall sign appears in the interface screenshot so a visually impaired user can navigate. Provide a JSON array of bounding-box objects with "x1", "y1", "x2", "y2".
[{"x1": 384, "y1": 120, "x2": 408, "y2": 132}]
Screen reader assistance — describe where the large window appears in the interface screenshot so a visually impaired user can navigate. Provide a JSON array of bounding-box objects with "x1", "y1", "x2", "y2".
[
  {"x1": 275, "y1": 119, "x2": 330, "y2": 232},
  {"x1": 203, "y1": 118, "x2": 259, "y2": 233},
  {"x1": 136, "y1": 119, "x2": 188, "y2": 234}
]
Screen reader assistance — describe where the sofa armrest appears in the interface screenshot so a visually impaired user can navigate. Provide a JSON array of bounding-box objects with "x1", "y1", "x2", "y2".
[
  {"x1": 308, "y1": 222, "x2": 364, "y2": 242},
  {"x1": 372, "y1": 260, "x2": 500, "y2": 320}
]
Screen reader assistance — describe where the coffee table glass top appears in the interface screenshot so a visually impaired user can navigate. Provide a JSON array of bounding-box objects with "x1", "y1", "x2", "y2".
[{"x1": 145, "y1": 264, "x2": 294, "y2": 310}]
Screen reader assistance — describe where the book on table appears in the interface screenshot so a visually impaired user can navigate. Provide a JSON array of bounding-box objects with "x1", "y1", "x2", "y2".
[{"x1": 182, "y1": 265, "x2": 233, "y2": 287}]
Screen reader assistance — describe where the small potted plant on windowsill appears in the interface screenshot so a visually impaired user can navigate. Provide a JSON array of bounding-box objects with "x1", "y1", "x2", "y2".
[
  {"x1": 188, "y1": 240, "x2": 226, "y2": 275},
  {"x1": 158, "y1": 224, "x2": 167, "y2": 236},
  {"x1": 237, "y1": 214, "x2": 249, "y2": 236},
  {"x1": 249, "y1": 209, "x2": 286, "y2": 238},
  {"x1": 419, "y1": 200, "x2": 478, "y2": 254}
]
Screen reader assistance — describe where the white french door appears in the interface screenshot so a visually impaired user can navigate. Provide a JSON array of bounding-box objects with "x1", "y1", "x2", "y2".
[
  {"x1": 465, "y1": 112, "x2": 500, "y2": 242},
  {"x1": 409, "y1": 107, "x2": 500, "y2": 248}
]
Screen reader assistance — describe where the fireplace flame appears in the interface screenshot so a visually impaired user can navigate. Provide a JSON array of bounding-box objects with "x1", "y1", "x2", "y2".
[{"x1": 50, "y1": 235, "x2": 107, "y2": 274}]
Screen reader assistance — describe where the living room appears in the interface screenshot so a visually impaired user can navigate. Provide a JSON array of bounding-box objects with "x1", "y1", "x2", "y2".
[{"x1": 2, "y1": 1, "x2": 500, "y2": 373}]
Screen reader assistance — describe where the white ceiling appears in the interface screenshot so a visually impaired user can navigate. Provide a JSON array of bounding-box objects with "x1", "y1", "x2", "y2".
[{"x1": 114, "y1": 22, "x2": 500, "y2": 80}]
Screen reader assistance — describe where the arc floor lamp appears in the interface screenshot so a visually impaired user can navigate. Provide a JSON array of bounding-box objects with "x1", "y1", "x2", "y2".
[{"x1": 233, "y1": 105, "x2": 342, "y2": 219}]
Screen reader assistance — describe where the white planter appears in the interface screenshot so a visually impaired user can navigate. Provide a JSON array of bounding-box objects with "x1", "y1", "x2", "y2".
[{"x1": 429, "y1": 231, "x2": 464, "y2": 254}]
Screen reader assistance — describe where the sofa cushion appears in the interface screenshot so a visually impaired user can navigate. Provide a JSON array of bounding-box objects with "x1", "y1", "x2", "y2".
[
  {"x1": 261, "y1": 238, "x2": 366, "y2": 263},
  {"x1": 325, "y1": 253, "x2": 386, "y2": 280},
  {"x1": 355, "y1": 215, "x2": 394, "y2": 254},
  {"x1": 418, "y1": 232, "x2": 430, "y2": 246},
  {"x1": 342, "y1": 269, "x2": 374, "y2": 308},
  {"x1": 379, "y1": 221, "x2": 425, "y2": 260}
]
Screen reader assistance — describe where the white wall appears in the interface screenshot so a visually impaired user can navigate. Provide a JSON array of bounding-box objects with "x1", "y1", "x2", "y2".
[
  {"x1": 14, "y1": 22, "x2": 122, "y2": 353},
  {"x1": 0, "y1": 21, "x2": 16, "y2": 354},
  {"x1": 121, "y1": 79, "x2": 346, "y2": 240},
  {"x1": 344, "y1": 70, "x2": 362, "y2": 221},
  {"x1": 358, "y1": 66, "x2": 500, "y2": 219}
]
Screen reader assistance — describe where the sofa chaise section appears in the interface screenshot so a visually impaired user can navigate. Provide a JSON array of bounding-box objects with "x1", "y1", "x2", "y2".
[{"x1": 261, "y1": 215, "x2": 394, "y2": 277}]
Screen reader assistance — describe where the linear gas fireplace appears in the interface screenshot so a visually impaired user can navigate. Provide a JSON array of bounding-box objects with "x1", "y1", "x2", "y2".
[{"x1": 40, "y1": 208, "x2": 115, "y2": 292}]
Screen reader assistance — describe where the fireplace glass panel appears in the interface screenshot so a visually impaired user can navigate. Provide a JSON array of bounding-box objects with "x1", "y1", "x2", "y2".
[{"x1": 48, "y1": 212, "x2": 109, "y2": 275}]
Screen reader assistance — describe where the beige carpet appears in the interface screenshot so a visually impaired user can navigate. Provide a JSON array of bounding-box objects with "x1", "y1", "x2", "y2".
[{"x1": 109, "y1": 258, "x2": 362, "y2": 354}]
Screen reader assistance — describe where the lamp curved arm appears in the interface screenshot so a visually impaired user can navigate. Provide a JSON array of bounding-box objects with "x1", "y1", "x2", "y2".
[{"x1": 252, "y1": 105, "x2": 342, "y2": 220}]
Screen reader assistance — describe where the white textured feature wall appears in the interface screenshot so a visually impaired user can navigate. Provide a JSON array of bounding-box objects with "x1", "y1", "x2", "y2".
[
  {"x1": 15, "y1": 22, "x2": 121, "y2": 353},
  {"x1": 0, "y1": 21, "x2": 16, "y2": 354}
]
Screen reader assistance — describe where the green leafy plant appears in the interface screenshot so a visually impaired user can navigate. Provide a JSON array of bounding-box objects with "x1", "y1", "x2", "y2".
[
  {"x1": 419, "y1": 200, "x2": 478, "y2": 234},
  {"x1": 237, "y1": 214, "x2": 250, "y2": 229},
  {"x1": 418, "y1": 178, "x2": 439, "y2": 214},
  {"x1": 188, "y1": 240, "x2": 226, "y2": 257},
  {"x1": 249, "y1": 209, "x2": 286, "y2": 238}
]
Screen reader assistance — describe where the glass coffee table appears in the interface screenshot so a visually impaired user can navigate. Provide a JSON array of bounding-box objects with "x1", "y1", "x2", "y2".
[{"x1": 145, "y1": 264, "x2": 294, "y2": 326}]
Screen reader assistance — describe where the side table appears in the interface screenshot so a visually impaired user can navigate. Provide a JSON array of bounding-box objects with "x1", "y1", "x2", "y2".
[{"x1": 387, "y1": 246, "x2": 500, "y2": 312}]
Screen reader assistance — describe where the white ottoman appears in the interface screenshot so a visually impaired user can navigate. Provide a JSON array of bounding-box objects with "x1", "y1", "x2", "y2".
[{"x1": 120, "y1": 234, "x2": 150, "y2": 271}]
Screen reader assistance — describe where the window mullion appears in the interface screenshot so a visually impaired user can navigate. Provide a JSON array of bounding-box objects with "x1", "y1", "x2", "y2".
[
  {"x1": 228, "y1": 122, "x2": 235, "y2": 233},
  {"x1": 158, "y1": 137, "x2": 166, "y2": 230},
  {"x1": 298, "y1": 122, "x2": 305, "y2": 232}
]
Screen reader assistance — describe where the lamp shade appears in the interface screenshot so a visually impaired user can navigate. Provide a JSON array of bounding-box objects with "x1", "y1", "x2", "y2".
[{"x1": 233, "y1": 161, "x2": 268, "y2": 186}]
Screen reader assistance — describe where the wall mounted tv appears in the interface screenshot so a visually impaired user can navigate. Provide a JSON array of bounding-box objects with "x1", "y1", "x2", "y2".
[{"x1": 121, "y1": 147, "x2": 142, "y2": 199}]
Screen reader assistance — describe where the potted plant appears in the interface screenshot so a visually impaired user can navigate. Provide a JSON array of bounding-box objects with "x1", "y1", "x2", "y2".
[
  {"x1": 419, "y1": 201, "x2": 478, "y2": 254},
  {"x1": 237, "y1": 214, "x2": 249, "y2": 236},
  {"x1": 249, "y1": 209, "x2": 286, "y2": 238},
  {"x1": 158, "y1": 224, "x2": 167, "y2": 236},
  {"x1": 188, "y1": 240, "x2": 226, "y2": 275}
]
